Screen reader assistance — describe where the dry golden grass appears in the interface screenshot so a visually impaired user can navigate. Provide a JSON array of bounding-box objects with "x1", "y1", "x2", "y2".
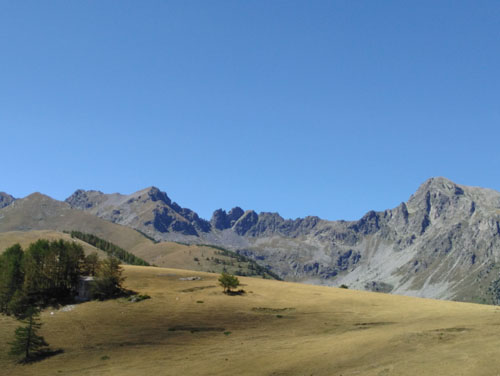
[
  {"x1": 2, "y1": 266, "x2": 500, "y2": 376},
  {"x1": 0, "y1": 230, "x2": 104, "y2": 256},
  {"x1": 130, "y1": 242, "x2": 222, "y2": 269},
  {"x1": 130, "y1": 242, "x2": 264, "y2": 276}
]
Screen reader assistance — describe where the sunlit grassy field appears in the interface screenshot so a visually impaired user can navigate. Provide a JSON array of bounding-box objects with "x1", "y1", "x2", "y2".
[{"x1": 2, "y1": 265, "x2": 500, "y2": 375}]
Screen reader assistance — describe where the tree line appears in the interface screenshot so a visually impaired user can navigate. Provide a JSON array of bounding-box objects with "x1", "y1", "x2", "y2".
[{"x1": 69, "y1": 231, "x2": 150, "y2": 266}]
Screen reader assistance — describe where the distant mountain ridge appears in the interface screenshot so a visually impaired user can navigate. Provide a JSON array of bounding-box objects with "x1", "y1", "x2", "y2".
[
  {"x1": 65, "y1": 187, "x2": 325, "y2": 241},
  {"x1": 3, "y1": 177, "x2": 500, "y2": 304}
]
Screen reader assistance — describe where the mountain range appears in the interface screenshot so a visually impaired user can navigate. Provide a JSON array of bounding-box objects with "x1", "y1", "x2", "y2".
[{"x1": 2, "y1": 177, "x2": 500, "y2": 304}]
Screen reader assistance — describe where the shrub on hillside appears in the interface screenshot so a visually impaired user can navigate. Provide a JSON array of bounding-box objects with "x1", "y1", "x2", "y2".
[{"x1": 218, "y1": 272, "x2": 240, "y2": 294}]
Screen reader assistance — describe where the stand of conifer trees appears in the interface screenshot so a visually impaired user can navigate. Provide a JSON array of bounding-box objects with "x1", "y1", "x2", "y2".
[
  {"x1": 69, "y1": 231, "x2": 150, "y2": 266},
  {"x1": 0, "y1": 240, "x2": 85, "y2": 317}
]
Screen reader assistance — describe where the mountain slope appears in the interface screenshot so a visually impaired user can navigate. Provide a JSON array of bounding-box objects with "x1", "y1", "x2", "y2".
[
  {"x1": 0, "y1": 193, "x2": 276, "y2": 278},
  {"x1": 0, "y1": 192, "x2": 151, "y2": 251},
  {"x1": 64, "y1": 178, "x2": 500, "y2": 303},
  {"x1": 235, "y1": 177, "x2": 500, "y2": 303},
  {"x1": 0, "y1": 230, "x2": 106, "y2": 256},
  {"x1": 66, "y1": 187, "x2": 210, "y2": 238}
]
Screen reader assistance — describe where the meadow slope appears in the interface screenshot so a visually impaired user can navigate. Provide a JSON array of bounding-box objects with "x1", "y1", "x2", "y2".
[
  {"x1": 0, "y1": 230, "x2": 104, "y2": 256},
  {"x1": 2, "y1": 266, "x2": 500, "y2": 375}
]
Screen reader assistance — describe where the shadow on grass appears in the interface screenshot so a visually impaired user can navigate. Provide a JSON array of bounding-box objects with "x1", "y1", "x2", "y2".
[
  {"x1": 92, "y1": 288, "x2": 138, "y2": 301},
  {"x1": 19, "y1": 349, "x2": 64, "y2": 364},
  {"x1": 224, "y1": 289, "x2": 246, "y2": 296}
]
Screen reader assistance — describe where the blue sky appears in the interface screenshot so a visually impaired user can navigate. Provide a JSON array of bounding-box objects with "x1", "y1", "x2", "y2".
[{"x1": 0, "y1": 1, "x2": 499, "y2": 221}]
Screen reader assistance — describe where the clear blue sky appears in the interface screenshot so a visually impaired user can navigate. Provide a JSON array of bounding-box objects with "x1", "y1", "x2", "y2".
[{"x1": 1, "y1": 1, "x2": 499, "y2": 221}]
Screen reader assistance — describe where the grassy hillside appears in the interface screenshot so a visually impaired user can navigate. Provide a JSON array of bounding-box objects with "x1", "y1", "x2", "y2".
[
  {"x1": 2, "y1": 266, "x2": 500, "y2": 375},
  {"x1": 129, "y1": 242, "x2": 279, "y2": 278},
  {"x1": 0, "y1": 230, "x2": 105, "y2": 256},
  {"x1": 0, "y1": 227, "x2": 276, "y2": 278},
  {"x1": 0, "y1": 193, "x2": 152, "y2": 251}
]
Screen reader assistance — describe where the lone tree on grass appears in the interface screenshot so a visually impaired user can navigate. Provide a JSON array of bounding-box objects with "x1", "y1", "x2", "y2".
[
  {"x1": 218, "y1": 272, "x2": 240, "y2": 294},
  {"x1": 9, "y1": 307, "x2": 49, "y2": 362}
]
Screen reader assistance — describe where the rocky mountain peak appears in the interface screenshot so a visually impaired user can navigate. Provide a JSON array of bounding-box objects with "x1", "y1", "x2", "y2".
[
  {"x1": 210, "y1": 209, "x2": 229, "y2": 230},
  {"x1": 143, "y1": 186, "x2": 171, "y2": 205},
  {"x1": 65, "y1": 189, "x2": 104, "y2": 210},
  {"x1": 210, "y1": 206, "x2": 245, "y2": 230},
  {"x1": 415, "y1": 177, "x2": 465, "y2": 197},
  {"x1": 0, "y1": 192, "x2": 15, "y2": 209},
  {"x1": 227, "y1": 207, "x2": 244, "y2": 225},
  {"x1": 406, "y1": 177, "x2": 500, "y2": 220},
  {"x1": 406, "y1": 177, "x2": 468, "y2": 214}
]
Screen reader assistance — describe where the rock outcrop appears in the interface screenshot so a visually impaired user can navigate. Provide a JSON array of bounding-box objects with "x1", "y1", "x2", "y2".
[{"x1": 0, "y1": 192, "x2": 15, "y2": 209}]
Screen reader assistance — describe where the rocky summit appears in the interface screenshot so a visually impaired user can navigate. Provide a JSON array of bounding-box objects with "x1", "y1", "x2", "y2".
[
  {"x1": 65, "y1": 186, "x2": 210, "y2": 238},
  {"x1": 4, "y1": 177, "x2": 500, "y2": 304},
  {"x1": 0, "y1": 192, "x2": 15, "y2": 209}
]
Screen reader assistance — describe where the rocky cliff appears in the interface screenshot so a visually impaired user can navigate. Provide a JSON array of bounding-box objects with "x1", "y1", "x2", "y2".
[{"x1": 0, "y1": 192, "x2": 15, "y2": 209}]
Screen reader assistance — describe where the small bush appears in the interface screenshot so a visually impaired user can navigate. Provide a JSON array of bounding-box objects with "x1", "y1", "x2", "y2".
[{"x1": 218, "y1": 272, "x2": 240, "y2": 294}]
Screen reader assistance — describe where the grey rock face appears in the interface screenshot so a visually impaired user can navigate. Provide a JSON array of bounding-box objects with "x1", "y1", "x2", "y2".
[
  {"x1": 211, "y1": 209, "x2": 229, "y2": 230},
  {"x1": 65, "y1": 189, "x2": 104, "y2": 210},
  {"x1": 210, "y1": 207, "x2": 245, "y2": 231},
  {"x1": 233, "y1": 210, "x2": 259, "y2": 235},
  {"x1": 227, "y1": 207, "x2": 244, "y2": 226},
  {"x1": 0, "y1": 192, "x2": 15, "y2": 209}
]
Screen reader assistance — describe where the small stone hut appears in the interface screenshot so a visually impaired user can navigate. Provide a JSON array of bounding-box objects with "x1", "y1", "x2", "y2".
[{"x1": 76, "y1": 276, "x2": 94, "y2": 301}]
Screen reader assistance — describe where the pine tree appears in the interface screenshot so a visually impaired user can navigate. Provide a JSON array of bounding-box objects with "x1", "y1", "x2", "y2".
[
  {"x1": 9, "y1": 307, "x2": 49, "y2": 362},
  {"x1": 0, "y1": 244, "x2": 24, "y2": 313},
  {"x1": 82, "y1": 252, "x2": 100, "y2": 276}
]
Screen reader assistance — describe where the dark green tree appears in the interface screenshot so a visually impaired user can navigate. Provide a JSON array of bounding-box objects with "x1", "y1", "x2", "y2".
[
  {"x1": 70, "y1": 231, "x2": 149, "y2": 266},
  {"x1": 82, "y1": 252, "x2": 100, "y2": 276},
  {"x1": 218, "y1": 272, "x2": 240, "y2": 293},
  {"x1": 7, "y1": 289, "x2": 31, "y2": 319},
  {"x1": 9, "y1": 307, "x2": 49, "y2": 362},
  {"x1": 0, "y1": 244, "x2": 24, "y2": 313},
  {"x1": 91, "y1": 257, "x2": 125, "y2": 300}
]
